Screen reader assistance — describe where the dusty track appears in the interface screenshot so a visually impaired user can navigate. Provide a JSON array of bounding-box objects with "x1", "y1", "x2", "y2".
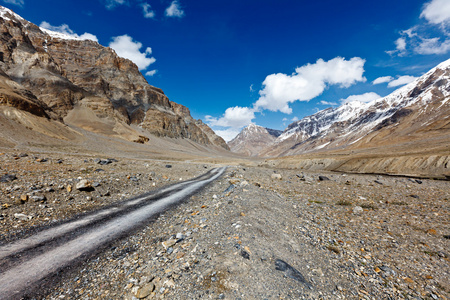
[{"x1": 0, "y1": 167, "x2": 226, "y2": 299}]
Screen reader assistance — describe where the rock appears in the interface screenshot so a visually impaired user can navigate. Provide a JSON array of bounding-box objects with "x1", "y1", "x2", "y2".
[
  {"x1": 20, "y1": 194, "x2": 28, "y2": 202},
  {"x1": 275, "y1": 259, "x2": 312, "y2": 289},
  {"x1": 296, "y1": 174, "x2": 306, "y2": 181},
  {"x1": 374, "y1": 180, "x2": 383, "y2": 185},
  {"x1": 223, "y1": 184, "x2": 235, "y2": 193},
  {"x1": 14, "y1": 213, "x2": 31, "y2": 220},
  {"x1": 271, "y1": 174, "x2": 282, "y2": 180},
  {"x1": 318, "y1": 175, "x2": 330, "y2": 181},
  {"x1": 415, "y1": 179, "x2": 422, "y2": 184},
  {"x1": 0, "y1": 174, "x2": 17, "y2": 183},
  {"x1": 135, "y1": 282, "x2": 155, "y2": 299},
  {"x1": 76, "y1": 180, "x2": 94, "y2": 191},
  {"x1": 353, "y1": 206, "x2": 363, "y2": 214},
  {"x1": 229, "y1": 179, "x2": 240, "y2": 185},
  {"x1": 67, "y1": 185, "x2": 73, "y2": 193},
  {"x1": 240, "y1": 250, "x2": 250, "y2": 259},
  {"x1": 165, "y1": 164, "x2": 172, "y2": 168},
  {"x1": 31, "y1": 195, "x2": 46, "y2": 202},
  {"x1": 98, "y1": 159, "x2": 116, "y2": 165},
  {"x1": 162, "y1": 239, "x2": 177, "y2": 249},
  {"x1": 240, "y1": 180, "x2": 249, "y2": 187}
]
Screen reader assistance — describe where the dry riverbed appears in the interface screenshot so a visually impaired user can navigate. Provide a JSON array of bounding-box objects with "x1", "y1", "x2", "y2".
[{"x1": 0, "y1": 152, "x2": 449, "y2": 299}]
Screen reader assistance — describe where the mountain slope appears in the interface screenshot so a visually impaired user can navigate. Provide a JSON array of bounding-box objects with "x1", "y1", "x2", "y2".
[
  {"x1": 260, "y1": 59, "x2": 450, "y2": 158},
  {"x1": 0, "y1": 6, "x2": 228, "y2": 150},
  {"x1": 228, "y1": 124, "x2": 282, "y2": 156}
]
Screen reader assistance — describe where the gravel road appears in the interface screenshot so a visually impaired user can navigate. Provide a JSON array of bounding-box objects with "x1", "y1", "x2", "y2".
[{"x1": 0, "y1": 152, "x2": 448, "y2": 299}]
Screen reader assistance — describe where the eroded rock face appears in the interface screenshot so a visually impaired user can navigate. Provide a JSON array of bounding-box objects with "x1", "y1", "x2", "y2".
[{"x1": 0, "y1": 6, "x2": 227, "y2": 149}]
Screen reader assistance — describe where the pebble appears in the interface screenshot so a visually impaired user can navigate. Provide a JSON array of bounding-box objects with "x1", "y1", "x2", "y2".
[
  {"x1": 271, "y1": 174, "x2": 282, "y2": 180},
  {"x1": 353, "y1": 206, "x2": 363, "y2": 214},
  {"x1": 0, "y1": 174, "x2": 17, "y2": 182},
  {"x1": 14, "y1": 213, "x2": 31, "y2": 220},
  {"x1": 135, "y1": 282, "x2": 155, "y2": 299},
  {"x1": 76, "y1": 180, "x2": 93, "y2": 191},
  {"x1": 318, "y1": 176, "x2": 330, "y2": 181},
  {"x1": 162, "y1": 239, "x2": 177, "y2": 249}
]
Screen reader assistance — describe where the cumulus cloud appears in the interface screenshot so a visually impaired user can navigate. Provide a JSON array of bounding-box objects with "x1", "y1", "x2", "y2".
[
  {"x1": 214, "y1": 128, "x2": 241, "y2": 142},
  {"x1": 145, "y1": 70, "x2": 157, "y2": 76},
  {"x1": 420, "y1": 0, "x2": 450, "y2": 25},
  {"x1": 340, "y1": 92, "x2": 381, "y2": 104},
  {"x1": 165, "y1": 0, "x2": 184, "y2": 18},
  {"x1": 2, "y1": 0, "x2": 24, "y2": 7},
  {"x1": 39, "y1": 21, "x2": 98, "y2": 42},
  {"x1": 388, "y1": 75, "x2": 417, "y2": 87},
  {"x1": 373, "y1": 76, "x2": 394, "y2": 85},
  {"x1": 254, "y1": 57, "x2": 366, "y2": 114},
  {"x1": 141, "y1": 3, "x2": 155, "y2": 18},
  {"x1": 205, "y1": 106, "x2": 255, "y2": 129},
  {"x1": 320, "y1": 100, "x2": 338, "y2": 106},
  {"x1": 109, "y1": 35, "x2": 156, "y2": 70}
]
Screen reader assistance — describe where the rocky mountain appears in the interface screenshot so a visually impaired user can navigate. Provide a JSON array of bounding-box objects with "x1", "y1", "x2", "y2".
[
  {"x1": 232, "y1": 58, "x2": 449, "y2": 158},
  {"x1": 228, "y1": 124, "x2": 282, "y2": 156},
  {"x1": 0, "y1": 6, "x2": 228, "y2": 149},
  {"x1": 262, "y1": 59, "x2": 450, "y2": 157}
]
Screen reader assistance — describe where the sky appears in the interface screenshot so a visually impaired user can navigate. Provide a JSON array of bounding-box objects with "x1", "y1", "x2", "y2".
[{"x1": 2, "y1": 0, "x2": 450, "y2": 141}]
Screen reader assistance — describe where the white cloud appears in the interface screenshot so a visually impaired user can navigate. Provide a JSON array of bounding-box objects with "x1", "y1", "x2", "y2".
[
  {"x1": 165, "y1": 0, "x2": 184, "y2": 18},
  {"x1": 388, "y1": 0, "x2": 450, "y2": 56},
  {"x1": 109, "y1": 35, "x2": 156, "y2": 70},
  {"x1": 105, "y1": 0, "x2": 126, "y2": 9},
  {"x1": 388, "y1": 75, "x2": 417, "y2": 87},
  {"x1": 414, "y1": 37, "x2": 450, "y2": 54},
  {"x1": 373, "y1": 76, "x2": 394, "y2": 85},
  {"x1": 205, "y1": 106, "x2": 255, "y2": 128},
  {"x1": 141, "y1": 3, "x2": 155, "y2": 18},
  {"x1": 39, "y1": 21, "x2": 98, "y2": 42},
  {"x1": 2, "y1": 0, "x2": 24, "y2": 7},
  {"x1": 396, "y1": 38, "x2": 407, "y2": 51},
  {"x1": 320, "y1": 100, "x2": 338, "y2": 106},
  {"x1": 145, "y1": 70, "x2": 157, "y2": 76},
  {"x1": 254, "y1": 57, "x2": 366, "y2": 114},
  {"x1": 291, "y1": 116, "x2": 299, "y2": 122},
  {"x1": 420, "y1": 0, "x2": 450, "y2": 25},
  {"x1": 249, "y1": 84, "x2": 254, "y2": 92},
  {"x1": 214, "y1": 128, "x2": 241, "y2": 142},
  {"x1": 340, "y1": 92, "x2": 381, "y2": 104}
]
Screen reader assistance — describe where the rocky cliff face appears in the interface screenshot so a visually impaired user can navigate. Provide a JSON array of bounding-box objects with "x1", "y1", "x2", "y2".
[
  {"x1": 228, "y1": 124, "x2": 282, "y2": 156},
  {"x1": 0, "y1": 6, "x2": 228, "y2": 149}
]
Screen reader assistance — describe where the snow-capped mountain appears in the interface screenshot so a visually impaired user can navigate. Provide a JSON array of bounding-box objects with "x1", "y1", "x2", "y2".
[
  {"x1": 231, "y1": 58, "x2": 450, "y2": 158},
  {"x1": 228, "y1": 124, "x2": 282, "y2": 156}
]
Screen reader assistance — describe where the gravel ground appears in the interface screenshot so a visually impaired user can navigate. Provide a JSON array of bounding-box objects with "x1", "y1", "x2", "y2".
[{"x1": 0, "y1": 152, "x2": 449, "y2": 299}]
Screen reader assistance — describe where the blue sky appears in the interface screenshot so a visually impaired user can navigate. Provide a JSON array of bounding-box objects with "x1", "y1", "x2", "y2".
[{"x1": 3, "y1": 0, "x2": 450, "y2": 141}]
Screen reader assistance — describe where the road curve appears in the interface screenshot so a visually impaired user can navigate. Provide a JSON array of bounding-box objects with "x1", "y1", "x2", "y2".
[{"x1": 0, "y1": 166, "x2": 226, "y2": 299}]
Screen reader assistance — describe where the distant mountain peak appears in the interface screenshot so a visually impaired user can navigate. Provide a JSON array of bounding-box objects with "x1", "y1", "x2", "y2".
[{"x1": 228, "y1": 124, "x2": 282, "y2": 156}]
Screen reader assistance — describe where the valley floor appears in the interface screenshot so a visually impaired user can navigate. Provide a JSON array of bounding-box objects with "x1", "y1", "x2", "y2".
[{"x1": 0, "y1": 151, "x2": 449, "y2": 299}]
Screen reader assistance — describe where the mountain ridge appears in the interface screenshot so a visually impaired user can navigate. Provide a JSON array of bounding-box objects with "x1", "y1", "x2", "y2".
[{"x1": 0, "y1": 5, "x2": 229, "y2": 150}]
